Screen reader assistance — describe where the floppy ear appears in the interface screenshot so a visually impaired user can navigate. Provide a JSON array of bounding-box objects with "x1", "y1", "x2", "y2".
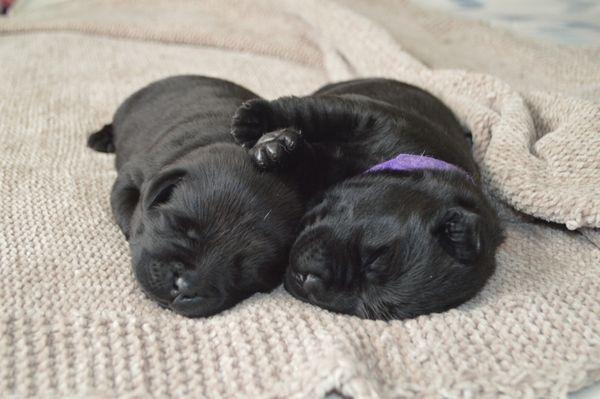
[
  {"x1": 110, "y1": 168, "x2": 142, "y2": 240},
  {"x1": 300, "y1": 191, "x2": 330, "y2": 226},
  {"x1": 143, "y1": 169, "x2": 187, "y2": 210},
  {"x1": 436, "y1": 207, "x2": 482, "y2": 263}
]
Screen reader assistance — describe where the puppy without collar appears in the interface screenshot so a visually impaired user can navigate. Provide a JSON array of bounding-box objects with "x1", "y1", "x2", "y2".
[{"x1": 88, "y1": 76, "x2": 304, "y2": 317}]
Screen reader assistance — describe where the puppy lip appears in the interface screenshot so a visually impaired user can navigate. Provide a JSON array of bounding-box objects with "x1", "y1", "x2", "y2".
[
  {"x1": 168, "y1": 292, "x2": 238, "y2": 318},
  {"x1": 171, "y1": 293, "x2": 205, "y2": 309},
  {"x1": 138, "y1": 285, "x2": 174, "y2": 308},
  {"x1": 284, "y1": 271, "x2": 361, "y2": 316}
]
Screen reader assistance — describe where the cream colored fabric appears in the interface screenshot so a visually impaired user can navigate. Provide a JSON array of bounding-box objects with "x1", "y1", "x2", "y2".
[
  {"x1": 343, "y1": 0, "x2": 600, "y2": 102},
  {"x1": 0, "y1": 1, "x2": 598, "y2": 398}
]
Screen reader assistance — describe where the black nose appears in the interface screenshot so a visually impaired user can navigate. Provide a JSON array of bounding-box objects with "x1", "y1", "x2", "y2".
[
  {"x1": 172, "y1": 275, "x2": 198, "y2": 298},
  {"x1": 303, "y1": 273, "x2": 324, "y2": 294},
  {"x1": 294, "y1": 272, "x2": 326, "y2": 295}
]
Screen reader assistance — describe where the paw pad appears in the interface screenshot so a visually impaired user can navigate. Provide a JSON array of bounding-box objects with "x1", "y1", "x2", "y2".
[{"x1": 249, "y1": 128, "x2": 304, "y2": 170}]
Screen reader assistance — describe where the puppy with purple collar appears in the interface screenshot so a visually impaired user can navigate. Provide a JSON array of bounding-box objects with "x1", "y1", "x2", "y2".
[{"x1": 232, "y1": 78, "x2": 503, "y2": 320}]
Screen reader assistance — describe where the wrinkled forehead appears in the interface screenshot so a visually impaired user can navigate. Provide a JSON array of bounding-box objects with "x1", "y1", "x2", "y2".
[
  {"x1": 142, "y1": 184, "x2": 285, "y2": 264},
  {"x1": 325, "y1": 180, "x2": 443, "y2": 218},
  {"x1": 171, "y1": 169, "x2": 267, "y2": 222}
]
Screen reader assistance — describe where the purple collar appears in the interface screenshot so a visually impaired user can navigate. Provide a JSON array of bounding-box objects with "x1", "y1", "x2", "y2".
[{"x1": 365, "y1": 154, "x2": 473, "y2": 182}]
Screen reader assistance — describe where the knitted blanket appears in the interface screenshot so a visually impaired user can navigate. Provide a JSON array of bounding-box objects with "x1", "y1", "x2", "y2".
[{"x1": 1, "y1": 1, "x2": 599, "y2": 398}]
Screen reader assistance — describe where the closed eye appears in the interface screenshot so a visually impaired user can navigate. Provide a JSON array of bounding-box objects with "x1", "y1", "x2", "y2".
[
  {"x1": 145, "y1": 170, "x2": 186, "y2": 210},
  {"x1": 361, "y1": 246, "x2": 389, "y2": 273},
  {"x1": 300, "y1": 210, "x2": 325, "y2": 226},
  {"x1": 152, "y1": 181, "x2": 179, "y2": 207}
]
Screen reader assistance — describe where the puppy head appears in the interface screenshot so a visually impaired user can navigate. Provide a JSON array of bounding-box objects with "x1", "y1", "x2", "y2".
[
  {"x1": 284, "y1": 171, "x2": 503, "y2": 320},
  {"x1": 129, "y1": 144, "x2": 302, "y2": 317}
]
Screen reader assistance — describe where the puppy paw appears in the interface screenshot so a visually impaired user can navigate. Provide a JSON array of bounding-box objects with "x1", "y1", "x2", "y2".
[
  {"x1": 249, "y1": 127, "x2": 304, "y2": 170},
  {"x1": 231, "y1": 99, "x2": 273, "y2": 149}
]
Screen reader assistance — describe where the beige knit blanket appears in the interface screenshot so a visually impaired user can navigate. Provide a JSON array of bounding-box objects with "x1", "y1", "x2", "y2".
[{"x1": 1, "y1": 1, "x2": 599, "y2": 398}]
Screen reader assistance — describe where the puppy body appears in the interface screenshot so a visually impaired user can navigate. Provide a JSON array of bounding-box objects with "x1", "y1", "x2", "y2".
[
  {"x1": 232, "y1": 78, "x2": 503, "y2": 320},
  {"x1": 88, "y1": 76, "x2": 304, "y2": 317}
]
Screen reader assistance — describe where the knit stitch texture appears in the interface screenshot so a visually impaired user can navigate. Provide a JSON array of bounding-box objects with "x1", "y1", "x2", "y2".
[{"x1": 0, "y1": 1, "x2": 599, "y2": 398}]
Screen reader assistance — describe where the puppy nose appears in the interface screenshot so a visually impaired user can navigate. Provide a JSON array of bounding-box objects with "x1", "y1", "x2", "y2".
[
  {"x1": 172, "y1": 276, "x2": 197, "y2": 297},
  {"x1": 295, "y1": 272, "x2": 325, "y2": 295},
  {"x1": 303, "y1": 274, "x2": 324, "y2": 294}
]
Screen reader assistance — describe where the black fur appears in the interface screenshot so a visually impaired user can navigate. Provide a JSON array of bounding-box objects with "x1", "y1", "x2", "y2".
[
  {"x1": 88, "y1": 76, "x2": 304, "y2": 317},
  {"x1": 232, "y1": 78, "x2": 504, "y2": 320}
]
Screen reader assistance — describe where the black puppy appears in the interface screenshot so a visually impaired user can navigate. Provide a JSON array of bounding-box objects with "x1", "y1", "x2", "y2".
[
  {"x1": 232, "y1": 78, "x2": 503, "y2": 320},
  {"x1": 88, "y1": 76, "x2": 304, "y2": 317}
]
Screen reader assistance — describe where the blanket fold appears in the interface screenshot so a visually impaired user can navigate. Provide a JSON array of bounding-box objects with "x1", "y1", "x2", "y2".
[{"x1": 1, "y1": 1, "x2": 598, "y2": 398}]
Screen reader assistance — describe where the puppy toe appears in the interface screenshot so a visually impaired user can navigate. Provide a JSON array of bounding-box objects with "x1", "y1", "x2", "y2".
[
  {"x1": 280, "y1": 128, "x2": 302, "y2": 152},
  {"x1": 264, "y1": 141, "x2": 286, "y2": 163},
  {"x1": 248, "y1": 127, "x2": 304, "y2": 171},
  {"x1": 250, "y1": 146, "x2": 270, "y2": 170}
]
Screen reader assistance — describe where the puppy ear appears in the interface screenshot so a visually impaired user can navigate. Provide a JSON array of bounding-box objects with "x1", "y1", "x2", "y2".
[
  {"x1": 110, "y1": 169, "x2": 141, "y2": 240},
  {"x1": 436, "y1": 207, "x2": 482, "y2": 263},
  {"x1": 300, "y1": 192, "x2": 330, "y2": 226},
  {"x1": 143, "y1": 169, "x2": 186, "y2": 210}
]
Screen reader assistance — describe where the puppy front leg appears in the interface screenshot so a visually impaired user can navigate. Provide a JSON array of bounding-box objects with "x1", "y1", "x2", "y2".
[
  {"x1": 232, "y1": 95, "x2": 393, "y2": 172},
  {"x1": 231, "y1": 95, "x2": 390, "y2": 147}
]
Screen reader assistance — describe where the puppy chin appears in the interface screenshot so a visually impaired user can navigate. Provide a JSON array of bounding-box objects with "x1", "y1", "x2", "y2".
[
  {"x1": 170, "y1": 295, "x2": 231, "y2": 318},
  {"x1": 283, "y1": 268, "x2": 362, "y2": 317}
]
